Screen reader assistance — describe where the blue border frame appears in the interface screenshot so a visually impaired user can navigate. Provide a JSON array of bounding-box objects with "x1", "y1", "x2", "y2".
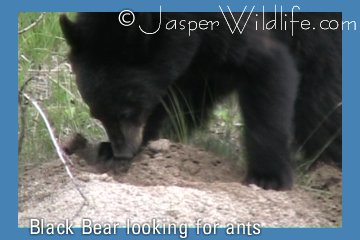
[{"x1": 10, "y1": 0, "x2": 360, "y2": 239}]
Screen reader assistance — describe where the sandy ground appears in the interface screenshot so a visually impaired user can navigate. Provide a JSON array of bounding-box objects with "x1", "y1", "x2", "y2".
[{"x1": 18, "y1": 138, "x2": 342, "y2": 228}]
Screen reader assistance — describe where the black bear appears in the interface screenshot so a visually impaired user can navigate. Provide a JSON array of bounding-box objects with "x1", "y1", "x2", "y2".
[{"x1": 60, "y1": 12, "x2": 342, "y2": 190}]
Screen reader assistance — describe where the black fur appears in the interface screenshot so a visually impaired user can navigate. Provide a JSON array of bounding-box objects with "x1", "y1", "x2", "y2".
[{"x1": 60, "y1": 12, "x2": 342, "y2": 190}]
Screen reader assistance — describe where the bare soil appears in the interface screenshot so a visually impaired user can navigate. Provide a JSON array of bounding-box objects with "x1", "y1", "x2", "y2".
[{"x1": 18, "y1": 138, "x2": 342, "y2": 228}]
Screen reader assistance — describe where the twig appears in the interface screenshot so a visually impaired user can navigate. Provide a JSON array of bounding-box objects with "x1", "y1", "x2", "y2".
[
  {"x1": 19, "y1": 76, "x2": 36, "y2": 92},
  {"x1": 18, "y1": 76, "x2": 37, "y2": 155},
  {"x1": 20, "y1": 92, "x2": 88, "y2": 202},
  {"x1": 18, "y1": 12, "x2": 47, "y2": 35},
  {"x1": 18, "y1": 93, "x2": 26, "y2": 155},
  {"x1": 298, "y1": 185, "x2": 332, "y2": 195},
  {"x1": 296, "y1": 102, "x2": 342, "y2": 156}
]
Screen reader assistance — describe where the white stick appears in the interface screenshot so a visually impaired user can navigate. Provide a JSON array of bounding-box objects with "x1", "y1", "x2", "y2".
[{"x1": 21, "y1": 92, "x2": 88, "y2": 202}]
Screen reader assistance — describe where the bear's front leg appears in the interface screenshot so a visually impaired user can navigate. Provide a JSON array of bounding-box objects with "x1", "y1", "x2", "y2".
[{"x1": 237, "y1": 41, "x2": 299, "y2": 190}]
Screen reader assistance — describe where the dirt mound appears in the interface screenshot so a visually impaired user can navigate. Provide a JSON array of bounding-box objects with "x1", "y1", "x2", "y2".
[{"x1": 18, "y1": 138, "x2": 342, "y2": 228}]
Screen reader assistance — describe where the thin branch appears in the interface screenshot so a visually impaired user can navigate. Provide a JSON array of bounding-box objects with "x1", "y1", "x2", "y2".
[
  {"x1": 18, "y1": 93, "x2": 26, "y2": 155},
  {"x1": 19, "y1": 76, "x2": 36, "y2": 92},
  {"x1": 18, "y1": 12, "x2": 47, "y2": 35},
  {"x1": 18, "y1": 76, "x2": 37, "y2": 155},
  {"x1": 20, "y1": 92, "x2": 88, "y2": 202},
  {"x1": 296, "y1": 102, "x2": 342, "y2": 156}
]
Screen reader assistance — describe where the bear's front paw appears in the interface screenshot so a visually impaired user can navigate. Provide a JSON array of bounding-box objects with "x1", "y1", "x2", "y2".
[{"x1": 243, "y1": 167, "x2": 293, "y2": 191}]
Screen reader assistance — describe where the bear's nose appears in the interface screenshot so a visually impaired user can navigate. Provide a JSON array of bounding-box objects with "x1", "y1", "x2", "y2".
[{"x1": 111, "y1": 144, "x2": 135, "y2": 160}]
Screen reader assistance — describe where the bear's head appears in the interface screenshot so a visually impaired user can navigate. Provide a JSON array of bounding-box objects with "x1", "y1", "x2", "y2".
[{"x1": 60, "y1": 13, "x2": 164, "y2": 160}]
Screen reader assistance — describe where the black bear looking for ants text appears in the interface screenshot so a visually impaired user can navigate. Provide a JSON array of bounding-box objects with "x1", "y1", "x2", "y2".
[{"x1": 60, "y1": 12, "x2": 342, "y2": 190}]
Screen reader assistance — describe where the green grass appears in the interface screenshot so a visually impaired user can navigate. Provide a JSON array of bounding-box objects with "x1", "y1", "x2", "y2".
[
  {"x1": 160, "y1": 87, "x2": 193, "y2": 144},
  {"x1": 160, "y1": 87, "x2": 246, "y2": 164},
  {"x1": 194, "y1": 94, "x2": 245, "y2": 165},
  {"x1": 18, "y1": 12, "x2": 107, "y2": 172}
]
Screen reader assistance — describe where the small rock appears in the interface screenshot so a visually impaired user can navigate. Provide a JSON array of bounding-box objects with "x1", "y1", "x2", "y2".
[
  {"x1": 78, "y1": 175, "x2": 90, "y2": 182},
  {"x1": 104, "y1": 176, "x2": 113, "y2": 182},
  {"x1": 99, "y1": 173, "x2": 108, "y2": 181},
  {"x1": 148, "y1": 139, "x2": 171, "y2": 152},
  {"x1": 154, "y1": 153, "x2": 163, "y2": 159},
  {"x1": 77, "y1": 159, "x2": 87, "y2": 167}
]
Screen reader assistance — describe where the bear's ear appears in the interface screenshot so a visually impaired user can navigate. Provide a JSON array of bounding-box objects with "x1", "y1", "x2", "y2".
[
  {"x1": 127, "y1": 12, "x2": 155, "y2": 54},
  {"x1": 59, "y1": 14, "x2": 80, "y2": 47}
]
